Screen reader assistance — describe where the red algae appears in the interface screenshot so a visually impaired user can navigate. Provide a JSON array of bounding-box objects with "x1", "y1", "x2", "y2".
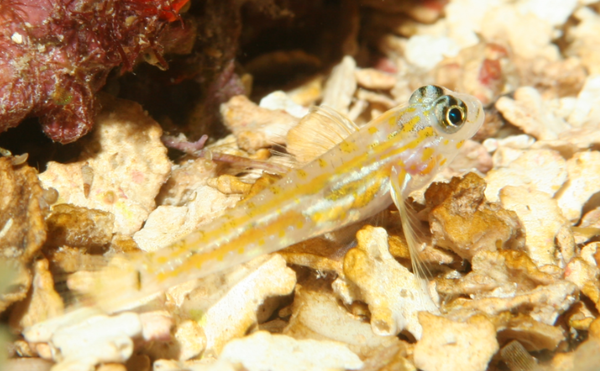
[{"x1": 0, "y1": 0, "x2": 188, "y2": 143}]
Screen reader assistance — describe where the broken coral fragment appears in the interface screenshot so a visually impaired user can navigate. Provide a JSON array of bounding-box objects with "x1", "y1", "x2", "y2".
[
  {"x1": 220, "y1": 95, "x2": 299, "y2": 152},
  {"x1": 497, "y1": 314, "x2": 565, "y2": 352},
  {"x1": 134, "y1": 186, "x2": 239, "y2": 252},
  {"x1": 24, "y1": 309, "x2": 143, "y2": 371},
  {"x1": 181, "y1": 254, "x2": 296, "y2": 356},
  {"x1": 436, "y1": 250, "x2": 555, "y2": 297},
  {"x1": 39, "y1": 97, "x2": 171, "y2": 236},
  {"x1": 566, "y1": 7, "x2": 600, "y2": 75},
  {"x1": 426, "y1": 173, "x2": 524, "y2": 260},
  {"x1": 219, "y1": 331, "x2": 363, "y2": 371},
  {"x1": 46, "y1": 204, "x2": 114, "y2": 249},
  {"x1": 556, "y1": 151, "x2": 600, "y2": 223},
  {"x1": 342, "y1": 226, "x2": 438, "y2": 339},
  {"x1": 414, "y1": 313, "x2": 498, "y2": 371},
  {"x1": 9, "y1": 259, "x2": 64, "y2": 332},
  {"x1": 446, "y1": 280, "x2": 577, "y2": 326},
  {"x1": 135, "y1": 157, "x2": 240, "y2": 252},
  {"x1": 499, "y1": 186, "x2": 570, "y2": 267},
  {"x1": 484, "y1": 148, "x2": 567, "y2": 202},
  {"x1": 321, "y1": 56, "x2": 357, "y2": 115},
  {"x1": 0, "y1": 158, "x2": 47, "y2": 312},
  {"x1": 0, "y1": 158, "x2": 47, "y2": 263},
  {"x1": 284, "y1": 284, "x2": 401, "y2": 358},
  {"x1": 355, "y1": 68, "x2": 397, "y2": 90},
  {"x1": 495, "y1": 87, "x2": 570, "y2": 141}
]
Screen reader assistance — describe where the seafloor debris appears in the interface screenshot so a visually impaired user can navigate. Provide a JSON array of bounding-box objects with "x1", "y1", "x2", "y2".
[
  {"x1": 38, "y1": 95, "x2": 171, "y2": 236},
  {"x1": 4, "y1": 0, "x2": 600, "y2": 370},
  {"x1": 0, "y1": 158, "x2": 48, "y2": 313}
]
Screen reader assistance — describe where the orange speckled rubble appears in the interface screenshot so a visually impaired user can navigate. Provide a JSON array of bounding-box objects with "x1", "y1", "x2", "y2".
[{"x1": 4, "y1": 1, "x2": 600, "y2": 370}]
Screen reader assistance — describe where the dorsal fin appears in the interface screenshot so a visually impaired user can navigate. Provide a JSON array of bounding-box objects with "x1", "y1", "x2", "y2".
[{"x1": 286, "y1": 106, "x2": 360, "y2": 164}]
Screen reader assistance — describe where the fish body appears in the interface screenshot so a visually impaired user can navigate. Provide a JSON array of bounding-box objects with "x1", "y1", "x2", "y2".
[{"x1": 91, "y1": 85, "x2": 484, "y2": 312}]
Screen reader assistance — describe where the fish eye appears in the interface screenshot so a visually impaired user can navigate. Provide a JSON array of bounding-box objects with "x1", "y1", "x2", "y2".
[
  {"x1": 445, "y1": 106, "x2": 465, "y2": 127},
  {"x1": 434, "y1": 96, "x2": 468, "y2": 134}
]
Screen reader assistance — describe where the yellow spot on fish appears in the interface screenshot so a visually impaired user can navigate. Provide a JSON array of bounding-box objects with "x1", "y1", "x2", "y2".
[
  {"x1": 419, "y1": 158, "x2": 436, "y2": 175},
  {"x1": 368, "y1": 126, "x2": 379, "y2": 134},
  {"x1": 318, "y1": 158, "x2": 327, "y2": 168},
  {"x1": 388, "y1": 116, "x2": 396, "y2": 126},
  {"x1": 246, "y1": 201, "x2": 256, "y2": 209},
  {"x1": 297, "y1": 169, "x2": 307, "y2": 178},
  {"x1": 296, "y1": 220, "x2": 304, "y2": 229},
  {"x1": 258, "y1": 238, "x2": 265, "y2": 246},
  {"x1": 278, "y1": 229, "x2": 285, "y2": 238},
  {"x1": 421, "y1": 147, "x2": 435, "y2": 161},
  {"x1": 444, "y1": 139, "x2": 449, "y2": 145},
  {"x1": 439, "y1": 157, "x2": 447, "y2": 166},
  {"x1": 456, "y1": 140, "x2": 465, "y2": 149},
  {"x1": 238, "y1": 247, "x2": 245, "y2": 254},
  {"x1": 339, "y1": 140, "x2": 357, "y2": 153},
  {"x1": 270, "y1": 185, "x2": 281, "y2": 195},
  {"x1": 400, "y1": 115, "x2": 421, "y2": 134}
]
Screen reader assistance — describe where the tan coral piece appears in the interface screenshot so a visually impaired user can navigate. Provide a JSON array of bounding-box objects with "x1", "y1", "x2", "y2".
[
  {"x1": 499, "y1": 186, "x2": 569, "y2": 267},
  {"x1": 45, "y1": 204, "x2": 114, "y2": 249},
  {"x1": 436, "y1": 250, "x2": 555, "y2": 297},
  {"x1": 259, "y1": 90, "x2": 309, "y2": 118},
  {"x1": 157, "y1": 158, "x2": 219, "y2": 206},
  {"x1": 446, "y1": 280, "x2": 577, "y2": 326},
  {"x1": 207, "y1": 174, "x2": 253, "y2": 195},
  {"x1": 219, "y1": 331, "x2": 363, "y2": 371},
  {"x1": 278, "y1": 238, "x2": 345, "y2": 275},
  {"x1": 220, "y1": 95, "x2": 299, "y2": 152},
  {"x1": 565, "y1": 257, "x2": 599, "y2": 301},
  {"x1": 495, "y1": 87, "x2": 570, "y2": 141},
  {"x1": 286, "y1": 75, "x2": 324, "y2": 107},
  {"x1": 135, "y1": 157, "x2": 241, "y2": 252},
  {"x1": 0, "y1": 158, "x2": 47, "y2": 312},
  {"x1": 426, "y1": 173, "x2": 524, "y2": 260},
  {"x1": 9, "y1": 259, "x2": 64, "y2": 332},
  {"x1": 283, "y1": 285, "x2": 402, "y2": 358},
  {"x1": 147, "y1": 319, "x2": 205, "y2": 362},
  {"x1": 192, "y1": 255, "x2": 296, "y2": 356},
  {"x1": 414, "y1": 313, "x2": 498, "y2": 371},
  {"x1": 134, "y1": 187, "x2": 240, "y2": 252},
  {"x1": 24, "y1": 309, "x2": 143, "y2": 371},
  {"x1": 556, "y1": 151, "x2": 600, "y2": 223},
  {"x1": 566, "y1": 74, "x2": 600, "y2": 127},
  {"x1": 484, "y1": 148, "x2": 567, "y2": 202},
  {"x1": 443, "y1": 139, "x2": 493, "y2": 177},
  {"x1": 321, "y1": 56, "x2": 357, "y2": 114},
  {"x1": 498, "y1": 314, "x2": 565, "y2": 352},
  {"x1": 355, "y1": 68, "x2": 396, "y2": 90},
  {"x1": 38, "y1": 97, "x2": 171, "y2": 236},
  {"x1": 342, "y1": 226, "x2": 438, "y2": 339},
  {"x1": 0, "y1": 158, "x2": 47, "y2": 262},
  {"x1": 551, "y1": 317, "x2": 600, "y2": 370},
  {"x1": 566, "y1": 7, "x2": 600, "y2": 75}
]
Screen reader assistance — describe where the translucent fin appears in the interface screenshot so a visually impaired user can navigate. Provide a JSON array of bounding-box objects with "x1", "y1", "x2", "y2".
[
  {"x1": 501, "y1": 340, "x2": 541, "y2": 371},
  {"x1": 390, "y1": 167, "x2": 437, "y2": 311},
  {"x1": 390, "y1": 167, "x2": 431, "y2": 281},
  {"x1": 286, "y1": 105, "x2": 360, "y2": 164}
]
